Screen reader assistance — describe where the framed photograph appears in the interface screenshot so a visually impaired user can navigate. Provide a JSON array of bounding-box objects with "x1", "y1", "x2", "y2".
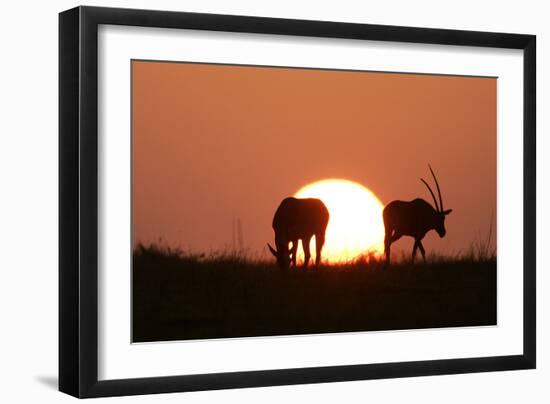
[{"x1": 59, "y1": 6, "x2": 536, "y2": 398}]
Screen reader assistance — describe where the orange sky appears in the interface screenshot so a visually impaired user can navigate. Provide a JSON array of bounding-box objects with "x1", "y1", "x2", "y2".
[{"x1": 132, "y1": 60, "x2": 496, "y2": 258}]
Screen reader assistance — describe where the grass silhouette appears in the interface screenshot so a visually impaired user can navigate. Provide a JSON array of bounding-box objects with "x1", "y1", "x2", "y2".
[{"x1": 132, "y1": 243, "x2": 496, "y2": 342}]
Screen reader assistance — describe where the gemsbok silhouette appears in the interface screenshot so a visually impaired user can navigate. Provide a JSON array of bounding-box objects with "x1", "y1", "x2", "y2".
[
  {"x1": 383, "y1": 165, "x2": 452, "y2": 265},
  {"x1": 268, "y1": 197, "x2": 329, "y2": 269}
]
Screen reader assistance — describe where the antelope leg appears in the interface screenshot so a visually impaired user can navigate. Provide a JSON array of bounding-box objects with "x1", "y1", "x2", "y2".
[
  {"x1": 412, "y1": 239, "x2": 419, "y2": 263},
  {"x1": 303, "y1": 237, "x2": 311, "y2": 267},
  {"x1": 315, "y1": 234, "x2": 325, "y2": 267},
  {"x1": 384, "y1": 231, "x2": 395, "y2": 265},
  {"x1": 290, "y1": 240, "x2": 298, "y2": 266},
  {"x1": 418, "y1": 240, "x2": 426, "y2": 262}
]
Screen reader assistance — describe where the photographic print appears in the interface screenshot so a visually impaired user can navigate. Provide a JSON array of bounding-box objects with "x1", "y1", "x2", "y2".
[{"x1": 131, "y1": 60, "x2": 497, "y2": 343}]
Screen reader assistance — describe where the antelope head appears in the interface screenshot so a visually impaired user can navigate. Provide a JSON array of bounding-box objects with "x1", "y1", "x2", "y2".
[
  {"x1": 267, "y1": 242, "x2": 292, "y2": 269},
  {"x1": 420, "y1": 164, "x2": 453, "y2": 238}
]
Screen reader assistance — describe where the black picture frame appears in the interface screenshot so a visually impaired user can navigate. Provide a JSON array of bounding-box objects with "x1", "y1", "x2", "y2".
[{"x1": 59, "y1": 5, "x2": 536, "y2": 398}]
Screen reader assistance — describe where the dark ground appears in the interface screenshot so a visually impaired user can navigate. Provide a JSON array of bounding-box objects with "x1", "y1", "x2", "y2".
[{"x1": 132, "y1": 245, "x2": 496, "y2": 342}]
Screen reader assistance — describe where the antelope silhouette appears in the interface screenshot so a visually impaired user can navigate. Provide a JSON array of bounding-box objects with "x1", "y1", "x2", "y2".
[
  {"x1": 268, "y1": 197, "x2": 329, "y2": 269},
  {"x1": 383, "y1": 165, "x2": 452, "y2": 265}
]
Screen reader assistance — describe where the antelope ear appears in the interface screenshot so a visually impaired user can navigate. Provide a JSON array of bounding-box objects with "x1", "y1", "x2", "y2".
[
  {"x1": 267, "y1": 243, "x2": 278, "y2": 257},
  {"x1": 443, "y1": 209, "x2": 453, "y2": 215}
]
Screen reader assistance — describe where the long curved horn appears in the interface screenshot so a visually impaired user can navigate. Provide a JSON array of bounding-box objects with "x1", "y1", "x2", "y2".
[
  {"x1": 420, "y1": 177, "x2": 440, "y2": 212},
  {"x1": 267, "y1": 243, "x2": 278, "y2": 257},
  {"x1": 428, "y1": 164, "x2": 444, "y2": 212}
]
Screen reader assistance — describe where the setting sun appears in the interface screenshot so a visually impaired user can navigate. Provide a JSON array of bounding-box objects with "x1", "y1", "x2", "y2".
[{"x1": 294, "y1": 179, "x2": 385, "y2": 263}]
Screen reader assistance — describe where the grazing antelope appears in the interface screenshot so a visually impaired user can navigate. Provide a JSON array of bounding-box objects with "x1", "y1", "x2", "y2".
[
  {"x1": 268, "y1": 197, "x2": 329, "y2": 269},
  {"x1": 383, "y1": 165, "x2": 452, "y2": 265}
]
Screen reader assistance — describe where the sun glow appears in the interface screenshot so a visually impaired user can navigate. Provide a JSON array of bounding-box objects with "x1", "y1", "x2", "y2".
[{"x1": 294, "y1": 179, "x2": 385, "y2": 263}]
